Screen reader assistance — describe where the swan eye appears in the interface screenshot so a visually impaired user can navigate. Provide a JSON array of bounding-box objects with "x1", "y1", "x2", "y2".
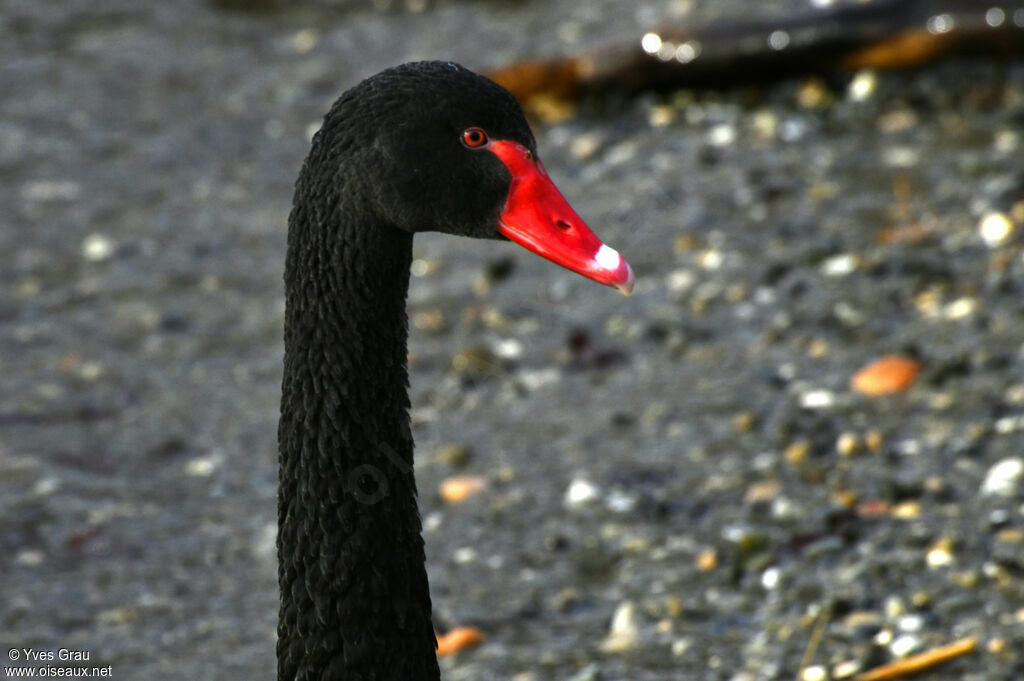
[{"x1": 461, "y1": 127, "x2": 488, "y2": 148}]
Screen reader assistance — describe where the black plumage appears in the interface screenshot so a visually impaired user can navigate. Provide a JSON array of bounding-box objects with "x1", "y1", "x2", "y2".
[{"x1": 277, "y1": 62, "x2": 537, "y2": 681}]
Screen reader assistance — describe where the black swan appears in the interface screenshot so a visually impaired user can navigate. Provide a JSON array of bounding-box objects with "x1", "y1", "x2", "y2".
[{"x1": 277, "y1": 61, "x2": 633, "y2": 681}]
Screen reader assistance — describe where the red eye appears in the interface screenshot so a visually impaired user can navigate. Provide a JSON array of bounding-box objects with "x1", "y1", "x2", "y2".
[{"x1": 461, "y1": 127, "x2": 488, "y2": 148}]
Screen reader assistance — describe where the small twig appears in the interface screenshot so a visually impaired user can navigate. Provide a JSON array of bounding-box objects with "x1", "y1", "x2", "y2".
[
  {"x1": 854, "y1": 636, "x2": 977, "y2": 681},
  {"x1": 797, "y1": 602, "x2": 833, "y2": 681}
]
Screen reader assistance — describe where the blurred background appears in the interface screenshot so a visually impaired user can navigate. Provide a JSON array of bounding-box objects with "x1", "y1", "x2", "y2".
[{"x1": 2, "y1": 1, "x2": 1023, "y2": 679}]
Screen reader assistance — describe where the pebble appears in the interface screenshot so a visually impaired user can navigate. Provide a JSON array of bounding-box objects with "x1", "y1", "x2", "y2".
[
  {"x1": 600, "y1": 601, "x2": 639, "y2": 652},
  {"x1": 882, "y1": 146, "x2": 919, "y2": 167},
  {"x1": 821, "y1": 253, "x2": 858, "y2": 276},
  {"x1": 16, "y1": 549, "x2": 45, "y2": 566},
  {"x1": 897, "y1": 614, "x2": 924, "y2": 632},
  {"x1": 696, "y1": 548, "x2": 718, "y2": 571},
  {"x1": 439, "y1": 475, "x2": 487, "y2": 504},
  {"x1": 978, "y1": 212, "x2": 1014, "y2": 247},
  {"x1": 800, "y1": 665, "x2": 826, "y2": 681},
  {"x1": 980, "y1": 458, "x2": 1023, "y2": 497},
  {"x1": 252, "y1": 523, "x2": 277, "y2": 560},
  {"x1": 760, "y1": 566, "x2": 781, "y2": 590},
  {"x1": 943, "y1": 297, "x2": 977, "y2": 320},
  {"x1": 184, "y1": 454, "x2": 220, "y2": 477},
  {"x1": 744, "y1": 480, "x2": 779, "y2": 504},
  {"x1": 290, "y1": 29, "x2": 318, "y2": 54},
  {"x1": 648, "y1": 105, "x2": 675, "y2": 127},
  {"x1": 750, "y1": 110, "x2": 777, "y2": 139},
  {"x1": 889, "y1": 633, "x2": 921, "y2": 657},
  {"x1": 851, "y1": 355, "x2": 921, "y2": 396},
  {"x1": 832, "y1": 660, "x2": 860, "y2": 679},
  {"x1": 33, "y1": 477, "x2": 59, "y2": 496},
  {"x1": 22, "y1": 180, "x2": 80, "y2": 201},
  {"x1": 926, "y1": 537, "x2": 955, "y2": 568},
  {"x1": 569, "y1": 133, "x2": 601, "y2": 160},
  {"x1": 784, "y1": 440, "x2": 810, "y2": 466},
  {"x1": 605, "y1": 489, "x2": 637, "y2": 513},
  {"x1": 565, "y1": 478, "x2": 600, "y2": 507},
  {"x1": 435, "y1": 627, "x2": 485, "y2": 657},
  {"x1": 797, "y1": 79, "x2": 831, "y2": 109},
  {"x1": 517, "y1": 368, "x2": 560, "y2": 392},
  {"x1": 800, "y1": 389, "x2": 835, "y2": 409},
  {"x1": 836, "y1": 432, "x2": 860, "y2": 457},
  {"x1": 491, "y1": 338, "x2": 523, "y2": 359},
  {"x1": 81, "y1": 233, "x2": 115, "y2": 262},
  {"x1": 707, "y1": 123, "x2": 736, "y2": 147},
  {"x1": 97, "y1": 607, "x2": 137, "y2": 625},
  {"x1": 877, "y1": 109, "x2": 918, "y2": 133},
  {"x1": 847, "y1": 70, "x2": 877, "y2": 101}
]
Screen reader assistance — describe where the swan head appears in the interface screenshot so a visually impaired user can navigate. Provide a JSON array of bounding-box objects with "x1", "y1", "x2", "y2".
[{"x1": 315, "y1": 61, "x2": 634, "y2": 294}]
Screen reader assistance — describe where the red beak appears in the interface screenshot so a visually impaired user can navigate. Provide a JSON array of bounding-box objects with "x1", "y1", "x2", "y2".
[{"x1": 488, "y1": 140, "x2": 634, "y2": 294}]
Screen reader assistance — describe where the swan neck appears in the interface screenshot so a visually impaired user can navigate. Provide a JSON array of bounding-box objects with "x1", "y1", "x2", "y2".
[{"x1": 277, "y1": 184, "x2": 439, "y2": 680}]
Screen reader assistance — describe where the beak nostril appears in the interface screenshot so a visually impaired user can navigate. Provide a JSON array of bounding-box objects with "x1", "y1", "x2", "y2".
[{"x1": 556, "y1": 220, "x2": 572, "y2": 232}]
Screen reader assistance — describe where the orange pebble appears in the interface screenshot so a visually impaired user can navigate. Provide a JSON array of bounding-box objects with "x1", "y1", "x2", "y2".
[
  {"x1": 696, "y1": 548, "x2": 718, "y2": 572},
  {"x1": 850, "y1": 355, "x2": 921, "y2": 396},
  {"x1": 439, "y1": 475, "x2": 488, "y2": 504},
  {"x1": 435, "y1": 626, "x2": 485, "y2": 657},
  {"x1": 856, "y1": 499, "x2": 892, "y2": 518}
]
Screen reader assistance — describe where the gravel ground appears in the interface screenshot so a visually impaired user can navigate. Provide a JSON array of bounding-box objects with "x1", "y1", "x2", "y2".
[{"x1": 2, "y1": 1, "x2": 1024, "y2": 680}]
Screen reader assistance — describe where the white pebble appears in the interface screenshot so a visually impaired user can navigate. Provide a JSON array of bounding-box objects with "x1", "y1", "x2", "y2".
[
  {"x1": 517, "y1": 368, "x2": 559, "y2": 392},
  {"x1": 606, "y1": 489, "x2": 637, "y2": 513},
  {"x1": 16, "y1": 549, "x2": 45, "y2": 566},
  {"x1": 699, "y1": 249, "x2": 723, "y2": 270},
  {"x1": 707, "y1": 124, "x2": 736, "y2": 147},
  {"x1": 800, "y1": 389, "x2": 835, "y2": 409},
  {"x1": 848, "y1": 71, "x2": 877, "y2": 101},
  {"x1": 994, "y1": 129, "x2": 1018, "y2": 154},
  {"x1": 760, "y1": 566, "x2": 781, "y2": 590},
  {"x1": 569, "y1": 134, "x2": 601, "y2": 160},
  {"x1": 601, "y1": 601, "x2": 639, "y2": 652},
  {"x1": 994, "y1": 414, "x2": 1024, "y2": 434},
  {"x1": 290, "y1": 29, "x2": 318, "y2": 54},
  {"x1": 926, "y1": 543, "x2": 955, "y2": 568},
  {"x1": 980, "y1": 457, "x2": 1024, "y2": 497},
  {"x1": 565, "y1": 478, "x2": 601, "y2": 507},
  {"x1": 33, "y1": 477, "x2": 60, "y2": 496},
  {"x1": 79, "y1": 361, "x2": 104, "y2": 381},
  {"x1": 979, "y1": 212, "x2": 1014, "y2": 247},
  {"x1": 671, "y1": 637, "x2": 692, "y2": 656},
  {"x1": 897, "y1": 614, "x2": 924, "y2": 632},
  {"x1": 82, "y1": 233, "x2": 115, "y2": 262},
  {"x1": 492, "y1": 338, "x2": 523, "y2": 359},
  {"x1": 750, "y1": 110, "x2": 778, "y2": 139},
  {"x1": 22, "y1": 180, "x2": 80, "y2": 201},
  {"x1": 666, "y1": 268, "x2": 696, "y2": 293},
  {"x1": 832, "y1": 660, "x2": 861, "y2": 679},
  {"x1": 943, "y1": 297, "x2": 977, "y2": 320},
  {"x1": 604, "y1": 141, "x2": 637, "y2": 166},
  {"x1": 821, "y1": 253, "x2": 858, "y2": 277},
  {"x1": 801, "y1": 665, "x2": 826, "y2": 681},
  {"x1": 185, "y1": 455, "x2": 219, "y2": 477},
  {"x1": 422, "y1": 511, "x2": 443, "y2": 533},
  {"x1": 882, "y1": 146, "x2": 919, "y2": 167},
  {"x1": 252, "y1": 522, "x2": 277, "y2": 559},
  {"x1": 890, "y1": 634, "x2": 921, "y2": 657}
]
